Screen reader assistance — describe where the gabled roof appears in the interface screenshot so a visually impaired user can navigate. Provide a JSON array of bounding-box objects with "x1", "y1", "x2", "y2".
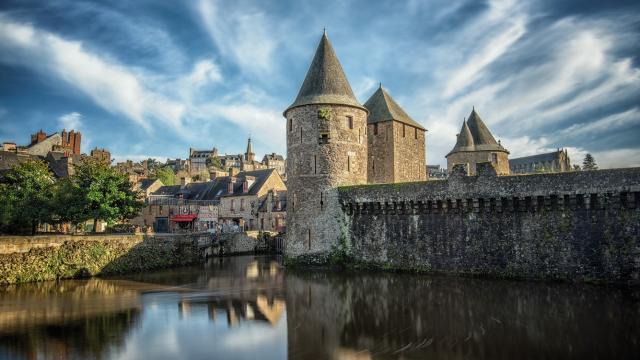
[
  {"x1": 364, "y1": 85, "x2": 425, "y2": 130},
  {"x1": 285, "y1": 32, "x2": 364, "y2": 113},
  {"x1": 447, "y1": 108, "x2": 508, "y2": 156},
  {"x1": 223, "y1": 168, "x2": 280, "y2": 197},
  {"x1": 510, "y1": 150, "x2": 567, "y2": 166}
]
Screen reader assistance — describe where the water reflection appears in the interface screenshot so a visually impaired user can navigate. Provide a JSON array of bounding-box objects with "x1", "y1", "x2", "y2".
[{"x1": 0, "y1": 256, "x2": 638, "y2": 359}]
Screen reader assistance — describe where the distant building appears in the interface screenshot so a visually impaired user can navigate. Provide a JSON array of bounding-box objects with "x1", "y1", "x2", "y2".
[
  {"x1": 256, "y1": 189, "x2": 287, "y2": 233},
  {"x1": 426, "y1": 165, "x2": 447, "y2": 179},
  {"x1": 137, "y1": 168, "x2": 286, "y2": 233},
  {"x1": 45, "y1": 151, "x2": 82, "y2": 178},
  {"x1": 133, "y1": 178, "x2": 164, "y2": 199},
  {"x1": 240, "y1": 137, "x2": 267, "y2": 172},
  {"x1": 262, "y1": 153, "x2": 286, "y2": 178},
  {"x1": 189, "y1": 147, "x2": 218, "y2": 174},
  {"x1": 115, "y1": 160, "x2": 148, "y2": 183},
  {"x1": 446, "y1": 108, "x2": 510, "y2": 175},
  {"x1": 365, "y1": 84, "x2": 427, "y2": 183},
  {"x1": 510, "y1": 149, "x2": 571, "y2": 174},
  {"x1": 90, "y1": 147, "x2": 111, "y2": 164}
]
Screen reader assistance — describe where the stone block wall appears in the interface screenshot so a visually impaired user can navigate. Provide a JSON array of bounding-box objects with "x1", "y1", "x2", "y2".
[
  {"x1": 447, "y1": 150, "x2": 510, "y2": 175},
  {"x1": 367, "y1": 121, "x2": 426, "y2": 184},
  {"x1": 0, "y1": 233, "x2": 208, "y2": 285},
  {"x1": 285, "y1": 104, "x2": 368, "y2": 257},
  {"x1": 338, "y1": 166, "x2": 640, "y2": 283}
]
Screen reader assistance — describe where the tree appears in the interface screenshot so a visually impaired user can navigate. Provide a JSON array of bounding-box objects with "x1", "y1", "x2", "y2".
[
  {"x1": 155, "y1": 166, "x2": 176, "y2": 186},
  {"x1": 573, "y1": 164, "x2": 581, "y2": 171},
  {"x1": 72, "y1": 158, "x2": 144, "y2": 232},
  {"x1": 0, "y1": 160, "x2": 55, "y2": 234},
  {"x1": 206, "y1": 155, "x2": 223, "y2": 170},
  {"x1": 582, "y1": 153, "x2": 598, "y2": 170}
]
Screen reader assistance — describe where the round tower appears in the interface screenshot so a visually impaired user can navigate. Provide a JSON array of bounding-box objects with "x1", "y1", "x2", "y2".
[{"x1": 284, "y1": 32, "x2": 368, "y2": 256}]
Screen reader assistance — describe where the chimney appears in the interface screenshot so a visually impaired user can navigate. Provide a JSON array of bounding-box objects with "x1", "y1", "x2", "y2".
[
  {"x1": 228, "y1": 177, "x2": 236, "y2": 194},
  {"x1": 243, "y1": 176, "x2": 256, "y2": 193},
  {"x1": 180, "y1": 176, "x2": 191, "y2": 188}
]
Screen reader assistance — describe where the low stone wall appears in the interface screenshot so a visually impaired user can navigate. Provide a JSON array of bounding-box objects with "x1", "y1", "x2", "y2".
[
  {"x1": 0, "y1": 233, "x2": 209, "y2": 285},
  {"x1": 338, "y1": 166, "x2": 640, "y2": 284}
]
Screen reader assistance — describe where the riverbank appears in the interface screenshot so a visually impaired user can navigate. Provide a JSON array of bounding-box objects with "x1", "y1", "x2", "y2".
[{"x1": 0, "y1": 234, "x2": 208, "y2": 285}]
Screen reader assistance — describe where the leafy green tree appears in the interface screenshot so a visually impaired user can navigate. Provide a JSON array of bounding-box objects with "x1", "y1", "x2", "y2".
[
  {"x1": 582, "y1": 153, "x2": 598, "y2": 170},
  {"x1": 573, "y1": 164, "x2": 581, "y2": 171},
  {"x1": 72, "y1": 159, "x2": 144, "y2": 232},
  {"x1": 155, "y1": 166, "x2": 176, "y2": 186},
  {"x1": 206, "y1": 155, "x2": 223, "y2": 170},
  {"x1": 50, "y1": 178, "x2": 87, "y2": 231},
  {"x1": 0, "y1": 160, "x2": 55, "y2": 234}
]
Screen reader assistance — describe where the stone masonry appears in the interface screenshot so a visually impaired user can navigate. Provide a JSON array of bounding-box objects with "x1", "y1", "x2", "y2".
[{"x1": 338, "y1": 164, "x2": 640, "y2": 283}]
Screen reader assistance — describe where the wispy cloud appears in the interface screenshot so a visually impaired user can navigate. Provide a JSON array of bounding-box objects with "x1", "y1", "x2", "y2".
[
  {"x1": 57, "y1": 112, "x2": 82, "y2": 130},
  {"x1": 196, "y1": 0, "x2": 278, "y2": 75}
]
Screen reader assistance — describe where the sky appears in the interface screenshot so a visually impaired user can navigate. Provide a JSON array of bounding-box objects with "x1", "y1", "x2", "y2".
[{"x1": 0, "y1": 0, "x2": 639, "y2": 168}]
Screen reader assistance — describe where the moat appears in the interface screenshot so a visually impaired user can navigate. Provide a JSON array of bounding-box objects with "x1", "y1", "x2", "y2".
[{"x1": 1, "y1": 255, "x2": 638, "y2": 360}]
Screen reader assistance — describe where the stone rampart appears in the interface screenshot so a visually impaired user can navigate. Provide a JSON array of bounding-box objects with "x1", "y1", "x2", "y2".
[
  {"x1": 0, "y1": 233, "x2": 210, "y2": 285},
  {"x1": 338, "y1": 166, "x2": 640, "y2": 284}
]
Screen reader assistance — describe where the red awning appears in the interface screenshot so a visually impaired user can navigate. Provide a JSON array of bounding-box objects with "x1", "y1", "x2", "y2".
[{"x1": 170, "y1": 214, "x2": 198, "y2": 222}]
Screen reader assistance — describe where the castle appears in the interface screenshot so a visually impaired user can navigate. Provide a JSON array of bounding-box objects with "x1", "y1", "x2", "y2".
[
  {"x1": 284, "y1": 32, "x2": 640, "y2": 283},
  {"x1": 284, "y1": 32, "x2": 427, "y2": 255}
]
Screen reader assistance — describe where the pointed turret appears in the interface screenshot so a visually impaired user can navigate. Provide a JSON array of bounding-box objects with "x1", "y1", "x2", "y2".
[
  {"x1": 447, "y1": 119, "x2": 475, "y2": 155},
  {"x1": 245, "y1": 137, "x2": 255, "y2": 162},
  {"x1": 364, "y1": 85, "x2": 425, "y2": 130},
  {"x1": 466, "y1": 108, "x2": 501, "y2": 149},
  {"x1": 448, "y1": 109, "x2": 508, "y2": 154},
  {"x1": 286, "y1": 32, "x2": 364, "y2": 112}
]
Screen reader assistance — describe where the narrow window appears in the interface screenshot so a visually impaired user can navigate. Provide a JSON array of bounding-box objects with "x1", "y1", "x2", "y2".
[
  {"x1": 415, "y1": 128, "x2": 418, "y2": 139},
  {"x1": 314, "y1": 155, "x2": 317, "y2": 174},
  {"x1": 491, "y1": 153, "x2": 498, "y2": 164},
  {"x1": 289, "y1": 118, "x2": 293, "y2": 132},
  {"x1": 347, "y1": 155, "x2": 351, "y2": 172},
  {"x1": 372, "y1": 159, "x2": 375, "y2": 174},
  {"x1": 358, "y1": 128, "x2": 361, "y2": 143},
  {"x1": 374, "y1": 123, "x2": 378, "y2": 135},
  {"x1": 347, "y1": 116, "x2": 353, "y2": 129},
  {"x1": 402, "y1": 124, "x2": 406, "y2": 138},
  {"x1": 308, "y1": 229, "x2": 311, "y2": 250},
  {"x1": 300, "y1": 127, "x2": 303, "y2": 143},
  {"x1": 320, "y1": 192, "x2": 323, "y2": 211}
]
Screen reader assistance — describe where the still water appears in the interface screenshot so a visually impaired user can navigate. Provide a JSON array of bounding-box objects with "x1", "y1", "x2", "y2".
[{"x1": 0, "y1": 255, "x2": 638, "y2": 360}]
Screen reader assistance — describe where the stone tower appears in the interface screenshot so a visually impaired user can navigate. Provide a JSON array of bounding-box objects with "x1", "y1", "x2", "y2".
[
  {"x1": 284, "y1": 32, "x2": 368, "y2": 256},
  {"x1": 364, "y1": 84, "x2": 427, "y2": 183},
  {"x1": 446, "y1": 108, "x2": 510, "y2": 175}
]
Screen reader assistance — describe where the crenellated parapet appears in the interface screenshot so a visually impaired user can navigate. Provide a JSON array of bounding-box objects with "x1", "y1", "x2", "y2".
[{"x1": 338, "y1": 163, "x2": 640, "y2": 284}]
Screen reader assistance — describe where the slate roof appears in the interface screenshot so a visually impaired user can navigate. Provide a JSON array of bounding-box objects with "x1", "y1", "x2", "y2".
[
  {"x1": 285, "y1": 32, "x2": 365, "y2": 113},
  {"x1": 447, "y1": 108, "x2": 509, "y2": 156},
  {"x1": 138, "y1": 178, "x2": 159, "y2": 191},
  {"x1": 263, "y1": 153, "x2": 285, "y2": 162},
  {"x1": 510, "y1": 150, "x2": 566, "y2": 166},
  {"x1": 150, "y1": 168, "x2": 280, "y2": 202},
  {"x1": 222, "y1": 168, "x2": 278, "y2": 197},
  {"x1": 364, "y1": 85, "x2": 426, "y2": 130}
]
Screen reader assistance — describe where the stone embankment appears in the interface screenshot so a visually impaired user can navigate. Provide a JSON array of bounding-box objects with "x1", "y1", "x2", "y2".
[{"x1": 0, "y1": 233, "x2": 209, "y2": 285}]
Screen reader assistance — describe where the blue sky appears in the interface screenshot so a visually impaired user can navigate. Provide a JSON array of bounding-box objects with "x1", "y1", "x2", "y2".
[{"x1": 0, "y1": 0, "x2": 639, "y2": 168}]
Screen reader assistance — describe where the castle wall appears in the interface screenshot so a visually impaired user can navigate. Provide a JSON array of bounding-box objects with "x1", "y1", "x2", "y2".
[
  {"x1": 285, "y1": 104, "x2": 368, "y2": 256},
  {"x1": 447, "y1": 150, "x2": 509, "y2": 175},
  {"x1": 338, "y1": 165, "x2": 640, "y2": 283}
]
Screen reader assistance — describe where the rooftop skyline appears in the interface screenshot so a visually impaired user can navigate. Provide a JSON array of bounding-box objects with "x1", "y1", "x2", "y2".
[{"x1": 1, "y1": 0, "x2": 639, "y2": 167}]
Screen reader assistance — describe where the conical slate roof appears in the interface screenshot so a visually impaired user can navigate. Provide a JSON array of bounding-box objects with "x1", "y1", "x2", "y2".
[
  {"x1": 447, "y1": 108, "x2": 508, "y2": 156},
  {"x1": 364, "y1": 85, "x2": 426, "y2": 130},
  {"x1": 286, "y1": 32, "x2": 365, "y2": 113}
]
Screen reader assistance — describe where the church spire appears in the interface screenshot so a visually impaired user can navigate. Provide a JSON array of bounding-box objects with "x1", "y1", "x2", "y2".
[
  {"x1": 286, "y1": 31, "x2": 364, "y2": 113},
  {"x1": 245, "y1": 137, "x2": 255, "y2": 162}
]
